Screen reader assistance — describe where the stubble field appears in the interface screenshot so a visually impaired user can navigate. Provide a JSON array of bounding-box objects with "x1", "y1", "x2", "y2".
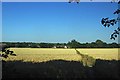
[
  {"x1": 2, "y1": 48, "x2": 119, "y2": 62},
  {"x1": 1, "y1": 48, "x2": 120, "y2": 79}
]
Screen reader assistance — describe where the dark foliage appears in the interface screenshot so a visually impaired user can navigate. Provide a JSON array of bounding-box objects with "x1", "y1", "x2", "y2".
[
  {"x1": 101, "y1": 18, "x2": 117, "y2": 27},
  {"x1": 1, "y1": 54, "x2": 8, "y2": 58},
  {"x1": 0, "y1": 44, "x2": 16, "y2": 58},
  {"x1": 67, "y1": 39, "x2": 81, "y2": 48},
  {"x1": 2, "y1": 39, "x2": 120, "y2": 48},
  {"x1": 68, "y1": 0, "x2": 120, "y2": 40},
  {"x1": 114, "y1": 9, "x2": 120, "y2": 14},
  {"x1": 101, "y1": 1, "x2": 120, "y2": 40}
]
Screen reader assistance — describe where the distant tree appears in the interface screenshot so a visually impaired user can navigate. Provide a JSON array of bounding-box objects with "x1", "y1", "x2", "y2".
[
  {"x1": 85, "y1": 42, "x2": 91, "y2": 48},
  {"x1": 95, "y1": 40, "x2": 106, "y2": 48},
  {"x1": 95, "y1": 40, "x2": 104, "y2": 44},
  {"x1": 90, "y1": 42, "x2": 96, "y2": 48},
  {"x1": 108, "y1": 42, "x2": 119, "y2": 48},
  {"x1": 40, "y1": 43, "x2": 54, "y2": 48},
  {"x1": 30, "y1": 43, "x2": 38, "y2": 48},
  {"x1": 67, "y1": 39, "x2": 81, "y2": 48}
]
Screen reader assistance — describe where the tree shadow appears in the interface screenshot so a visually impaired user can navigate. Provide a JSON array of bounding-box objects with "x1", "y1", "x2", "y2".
[
  {"x1": 93, "y1": 59, "x2": 120, "y2": 79},
  {"x1": 2, "y1": 60, "x2": 94, "y2": 79},
  {"x1": 2, "y1": 59, "x2": 120, "y2": 79}
]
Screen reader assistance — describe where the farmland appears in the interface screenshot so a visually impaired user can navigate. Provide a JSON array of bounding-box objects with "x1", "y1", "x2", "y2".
[
  {"x1": 2, "y1": 48, "x2": 120, "y2": 79},
  {"x1": 2, "y1": 48, "x2": 119, "y2": 62}
]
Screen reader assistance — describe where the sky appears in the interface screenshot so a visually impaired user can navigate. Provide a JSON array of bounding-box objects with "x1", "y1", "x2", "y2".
[
  {"x1": 1, "y1": 0, "x2": 115, "y2": 2},
  {"x1": 2, "y1": 2, "x2": 119, "y2": 43}
]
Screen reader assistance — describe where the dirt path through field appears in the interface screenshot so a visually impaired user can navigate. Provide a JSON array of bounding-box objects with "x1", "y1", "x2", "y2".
[{"x1": 75, "y1": 49, "x2": 96, "y2": 67}]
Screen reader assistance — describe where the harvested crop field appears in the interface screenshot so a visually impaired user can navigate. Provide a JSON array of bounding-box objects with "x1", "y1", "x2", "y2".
[
  {"x1": 2, "y1": 48, "x2": 119, "y2": 62},
  {"x1": 1, "y1": 48, "x2": 120, "y2": 79}
]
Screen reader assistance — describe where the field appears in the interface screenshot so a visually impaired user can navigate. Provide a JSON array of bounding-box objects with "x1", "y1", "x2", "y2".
[
  {"x1": 2, "y1": 48, "x2": 120, "y2": 79},
  {"x1": 2, "y1": 48, "x2": 119, "y2": 62}
]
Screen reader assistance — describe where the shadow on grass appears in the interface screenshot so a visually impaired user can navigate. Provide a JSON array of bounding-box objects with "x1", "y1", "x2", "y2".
[{"x1": 2, "y1": 59, "x2": 120, "y2": 79}]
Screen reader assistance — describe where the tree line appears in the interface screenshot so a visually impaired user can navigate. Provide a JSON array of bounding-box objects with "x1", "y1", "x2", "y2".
[{"x1": 1, "y1": 39, "x2": 120, "y2": 48}]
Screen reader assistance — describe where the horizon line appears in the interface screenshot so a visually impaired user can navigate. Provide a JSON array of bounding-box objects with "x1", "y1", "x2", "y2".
[{"x1": 0, "y1": 40, "x2": 119, "y2": 44}]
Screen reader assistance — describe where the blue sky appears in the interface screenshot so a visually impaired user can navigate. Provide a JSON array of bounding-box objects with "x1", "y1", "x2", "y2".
[{"x1": 2, "y1": 2, "x2": 118, "y2": 43}]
